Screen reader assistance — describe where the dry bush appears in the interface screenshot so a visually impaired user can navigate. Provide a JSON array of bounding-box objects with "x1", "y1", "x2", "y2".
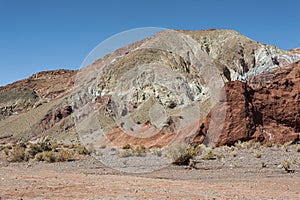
[
  {"x1": 201, "y1": 151, "x2": 217, "y2": 160},
  {"x1": 134, "y1": 145, "x2": 147, "y2": 157},
  {"x1": 118, "y1": 149, "x2": 134, "y2": 158},
  {"x1": 122, "y1": 144, "x2": 134, "y2": 150},
  {"x1": 167, "y1": 143, "x2": 202, "y2": 165},
  {"x1": 7, "y1": 145, "x2": 28, "y2": 162},
  {"x1": 35, "y1": 150, "x2": 72, "y2": 163},
  {"x1": 253, "y1": 150, "x2": 262, "y2": 158},
  {"x1": 75, "y1": 145, "x2": 90, "y2": 155},
  {"x1": 281, "y1": 160, "x2": 291, "y2": 172},
  {"x1": 264, "y1": 141, "x2": 273, "y2": 148},
  {"x1": 151, "y1": 147, "x2": 162, "y2": 157}
]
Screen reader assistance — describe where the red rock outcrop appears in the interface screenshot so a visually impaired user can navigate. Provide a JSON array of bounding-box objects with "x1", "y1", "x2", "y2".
[
  {"x1": 195, "y1": 61, "x2": 300, "y2": 146},
  {"x1": 40, "y1": 105, "x2": 73, "y2": 131},
  {"x1": 0, "y1": 69, "x2": 77, "y2": 100}
]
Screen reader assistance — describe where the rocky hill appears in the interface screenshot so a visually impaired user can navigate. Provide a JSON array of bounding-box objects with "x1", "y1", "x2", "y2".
[{"x1": 0, "y1": 29, "x2": 299, "y2": 149}]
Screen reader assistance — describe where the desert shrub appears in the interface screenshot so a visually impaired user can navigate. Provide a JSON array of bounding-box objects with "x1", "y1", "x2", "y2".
[
  {"x1": 35, "y1": 151, "x2": 56, "y2": 162},
  {"x1": 151, "y1": 147, "x2": 162, "y2": 157},
  {"x1": 234, "y1": 140, "x2": 243, "y2": 149},
  {"x1": 134, "y1": 145, "x2": 147, "y2": 157},
  {"x1": 207, "y1": 143, "x2": 216, "y2": 149},
  {"x1": 253, "y1": 150, "x2": 262, "y2": 158},
  {"x1": 122, "y1": 144, "x2": 134, "y2": 150},
  {"x1": 35, "y1": 150, "x2": 72, "y2": 163},
  {"x1": 241, "y1": 141, "x2": 261, "y2": 149},
  {"x1": 27, "y1": 143, "x2": 43, "y2": 158},
  {"x1": 8, "y1": 145, "x2": 28, "y2": 162},
  {"x1": 118, "y1": 149, "x2": 133, "y2": 158},
  {"x1": 281, "y1": 160, "x2": 291, "y2": 172},
  {"x1": 75, "y1": 145, "x2": 90, "y2": 155},
  {"x1": 264, "y1": 141, "x2": 273, "y2": 148},
  {"x1": 51, "y1": 142, "x2": 59, "y2": 149},
  {"x1": 26, "y1": 142, "x2": 56, "y2": 159},
  {"x1": 167, "y1": 143, "x2": 189, "y2": 161},
  {"x1": 2, "y1": 142, "x2": 90, "y2": 163},
  {"x1": 201, "y1": 151, "x2": 217, "y2": 160},
  {"x1": 3, "y1": 147, "x2": 10, "y2": 156},
  {"x1": 18, "y1": 142, "x2": 27, "y2": 148},
  {"x1": 40, "y1": 142, "x2": 52, "y2": 151},
  {"x1": 55, "y1": 150, "x2": 73, "y2": 162},
  {"x1": 167, "y1": 143, "x2": 202, "y2": 165}
]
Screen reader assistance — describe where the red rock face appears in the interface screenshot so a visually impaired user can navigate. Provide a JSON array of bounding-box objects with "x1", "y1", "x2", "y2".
[{"x1": 195, "y1": 62, "x2": 300, "y2": 146}]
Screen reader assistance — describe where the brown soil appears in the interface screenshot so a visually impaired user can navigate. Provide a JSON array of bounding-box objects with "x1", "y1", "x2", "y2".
[{"x1": 1, "y1": 144, "x2": 299, "y2": 200}]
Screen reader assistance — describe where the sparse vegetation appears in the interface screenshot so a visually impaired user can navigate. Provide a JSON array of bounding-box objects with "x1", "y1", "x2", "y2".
[
  {"x1": 122, "y1": 143, "x2": 134, "y2": 150},
  {"x1": 234, "y1": 140, "x2": 243, "y2": 149},
  {"x1": 118, "y1": 149, "x2": 133, "y2": 158},
  {"x1": 75, "y1": 145, "x2": 90, "y2": 155},
  {"x1": 7, "y1": 144, "x2": 28, "y2": 162},
  {"x1": 281, "y1": 160, "x2": 292, "y2": 172},
  {"x1": 253, "y1": 150, "x2": 262, "y2": 158},
  {"x1": 201, "y1": 151, "x2": 217, "y2": 160},
  {"x1": 234, "y1": 140, "x2": 261, "y2": 150},
  {"x1": 35, "y1": 150, "x2": 72, "y2": 162},
  {"x1": 167, "y1": 143, "x2": 202, "y2": 165},
  {"x1": 1, "y1": 142, "x2": 90, "y2": 163},
  {"x1": 151, "y1": 147, "x2": 162, "y2": 157},
  {"x1": 264, "y1": 141, "x2": 273, "y2": 148},
  {"x1": 134, "y1": 144, "x2": 147, "y2": 157},
  {"x1": 118, "y1": 144, "x2": 148, "y2": 157}
]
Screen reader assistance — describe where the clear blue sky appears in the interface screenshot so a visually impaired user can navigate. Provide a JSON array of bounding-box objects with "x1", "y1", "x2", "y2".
[{"x1": 0, "y1": 0, "x2": 299, "y2": 86}]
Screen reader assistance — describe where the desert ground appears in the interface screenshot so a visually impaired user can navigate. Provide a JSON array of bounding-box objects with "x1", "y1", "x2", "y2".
[{"x1": 1, "y1": 143, "x2": 300, "y2": 200}]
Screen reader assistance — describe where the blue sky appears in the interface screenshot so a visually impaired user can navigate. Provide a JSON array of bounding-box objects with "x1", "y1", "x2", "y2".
[{"x1": 0, "y1": 0, "x2": 299, "y2": 86}]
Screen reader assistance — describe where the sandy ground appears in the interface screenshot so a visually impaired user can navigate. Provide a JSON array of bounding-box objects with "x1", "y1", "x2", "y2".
[{"x1": 1, "y1": 144, "x2": 300, "y2": 199}]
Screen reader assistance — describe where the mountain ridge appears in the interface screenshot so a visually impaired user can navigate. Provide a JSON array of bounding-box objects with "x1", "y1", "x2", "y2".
[{"x1": 0, "y1": 29, "x2": 299, "y2": 147}]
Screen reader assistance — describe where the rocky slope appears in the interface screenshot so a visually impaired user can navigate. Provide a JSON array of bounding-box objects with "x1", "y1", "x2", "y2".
[
  {"x1": 0, "y1": 69, "x2": 76, "y2": 121},
  {"x1": 0, "y1": 29, "x2": 299, "y2": 148}
]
